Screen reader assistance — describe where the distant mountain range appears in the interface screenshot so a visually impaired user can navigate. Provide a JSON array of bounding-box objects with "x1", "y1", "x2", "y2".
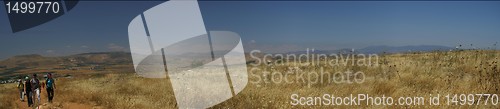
[
  {"x1": 0, "y1": 52, "x2": 132, "y2": 68},
  {"x1": 287, "y1": 45, "x2": 454, "y2": 54},
  {"x1": 0, "y1": 45, "x2": 454, "y2": 68}
]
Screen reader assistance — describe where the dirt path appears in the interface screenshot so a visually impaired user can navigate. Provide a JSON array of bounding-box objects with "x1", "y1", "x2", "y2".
[{"x1": 13, "y1": 88, "x2": 98, "y2": 109}]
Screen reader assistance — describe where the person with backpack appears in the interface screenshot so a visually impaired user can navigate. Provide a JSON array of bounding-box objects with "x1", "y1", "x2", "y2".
[
  {"x1": 17, "y1": 78, "x2": 24, "y2": 102},
  {"x1": 24, "y1": 76, "x2": 33, "y2": 107},
  {"x1": 45, "y1": 73, "x2": 56, "y2": 103},
  {"x1": 30, "y1": 74, "x2": 41, "y2": 105}
]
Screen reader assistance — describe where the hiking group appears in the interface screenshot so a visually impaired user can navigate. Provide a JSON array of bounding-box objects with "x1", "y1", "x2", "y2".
[{"x1": 16, "y1": 73, "x2": 56, "y2": 107}]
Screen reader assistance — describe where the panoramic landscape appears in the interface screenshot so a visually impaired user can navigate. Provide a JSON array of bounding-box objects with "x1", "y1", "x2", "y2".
[
  {"x1": 0, "y1": 47, "x2": 499, "y2": 108},
  {"x1": 1, "y1": 1, "x2": 500, "y2": 109}
]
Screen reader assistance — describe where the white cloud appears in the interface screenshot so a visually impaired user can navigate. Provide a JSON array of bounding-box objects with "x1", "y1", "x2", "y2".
[
  {"x1": 107, "y1": 43, "x2": 128, "y2": 51},
  {"x1": 46, "y1": 50, "x2": 54, "y2": 53},
  {"x1": 249, "y1": 40, "x2": 256, "y2": 44}
]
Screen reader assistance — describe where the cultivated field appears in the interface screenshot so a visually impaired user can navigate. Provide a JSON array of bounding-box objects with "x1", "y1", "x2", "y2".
[{"x1": 0, "y1": 50, "x2": 499, "y2": 108}]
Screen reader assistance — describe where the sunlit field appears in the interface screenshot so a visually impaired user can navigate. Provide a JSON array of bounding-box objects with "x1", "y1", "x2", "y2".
[{"x1": 1, "y1": 50, "x2": 499, "y2": 108}]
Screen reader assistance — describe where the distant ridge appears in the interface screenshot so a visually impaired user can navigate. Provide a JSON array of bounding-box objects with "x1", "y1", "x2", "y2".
[
  {"x1": 0, "y1": 52, "x2": 132, "y2": 68},
  {"x1": 358, "y1": 45, "x2": 454, "y2": 54},
  {"x1": 0, "y1": 45, "x2": 454, "y2": 69},
  {"x1": 286, "y1": 45, "x2": 454, "y2": 54}
]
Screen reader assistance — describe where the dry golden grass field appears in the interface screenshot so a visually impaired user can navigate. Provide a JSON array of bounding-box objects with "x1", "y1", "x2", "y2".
[{"x1": 1, "y1": 50, "x2": 499, "y2": 108}]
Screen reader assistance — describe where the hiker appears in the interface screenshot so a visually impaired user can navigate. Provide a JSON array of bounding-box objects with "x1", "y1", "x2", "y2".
[
  {"x1": 31, "y1": 74, "x2": 41, "y2": 105},
  {"x1": 45, "y1": 73, "x2": 56, "y2": 103},
  {"x1": 24, "y1": 76, "x2": 33, "y2": 107},
  {"x1": 17, "y1": 78, "x2": 24, "y2": 102}
]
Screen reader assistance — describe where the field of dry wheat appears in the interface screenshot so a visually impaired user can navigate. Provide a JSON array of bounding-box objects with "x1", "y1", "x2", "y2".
[{"x1": 0, "y1": 50, "x2": 499, "y2": 108}]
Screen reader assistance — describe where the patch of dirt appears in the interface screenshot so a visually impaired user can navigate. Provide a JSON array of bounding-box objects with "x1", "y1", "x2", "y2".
[{"x1": 13, "y1": 89, "x2": 102, "y2": 109}]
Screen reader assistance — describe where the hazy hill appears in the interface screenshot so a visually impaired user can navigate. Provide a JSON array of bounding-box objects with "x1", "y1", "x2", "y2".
[
  {"x1": 358, "y1": 45, "x2": 454, "y2": 54},
  {"x1": 0, "y1": 54, "x2": 61, "y2": 68},
  {"x1": 0, "y1": 52, "x2": 132, "y2": 69},
  {"x1": 0, "y1": 45, "x2": 454, "y2": 69},
  {"x1": 66, "y1": 52, "x2": 132, "y2": 65},
  {"x1": 287, "y1": 45, "x2": 454, "y2": 54}
]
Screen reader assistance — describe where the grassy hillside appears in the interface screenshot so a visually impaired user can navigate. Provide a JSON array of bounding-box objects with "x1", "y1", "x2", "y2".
[
  {"x1": 0, "y1": 50, "x2": 499, "y2": 108},
  {"x1": 0, "y1": 52, "x2": 132, "y2": 69}
]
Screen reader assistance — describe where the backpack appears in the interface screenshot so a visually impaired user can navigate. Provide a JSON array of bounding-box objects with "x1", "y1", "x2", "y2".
[
  {"x1": 31, "y1": 78, "x2": 40, "y2": 89},
  {"x1": 46, "y1": 78, "x2": 54, "y2": 88},
  {"x1": 24, "y1": 80, "x2": 31, "y2": 92},
  {"x1": 17, "y1": 81, "x2": 24, "y2": 90}
]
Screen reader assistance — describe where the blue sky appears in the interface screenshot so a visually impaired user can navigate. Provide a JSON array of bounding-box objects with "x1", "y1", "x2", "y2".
[{"x1": 1, "y1": 1, "x2": 500, "y2": 59}]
